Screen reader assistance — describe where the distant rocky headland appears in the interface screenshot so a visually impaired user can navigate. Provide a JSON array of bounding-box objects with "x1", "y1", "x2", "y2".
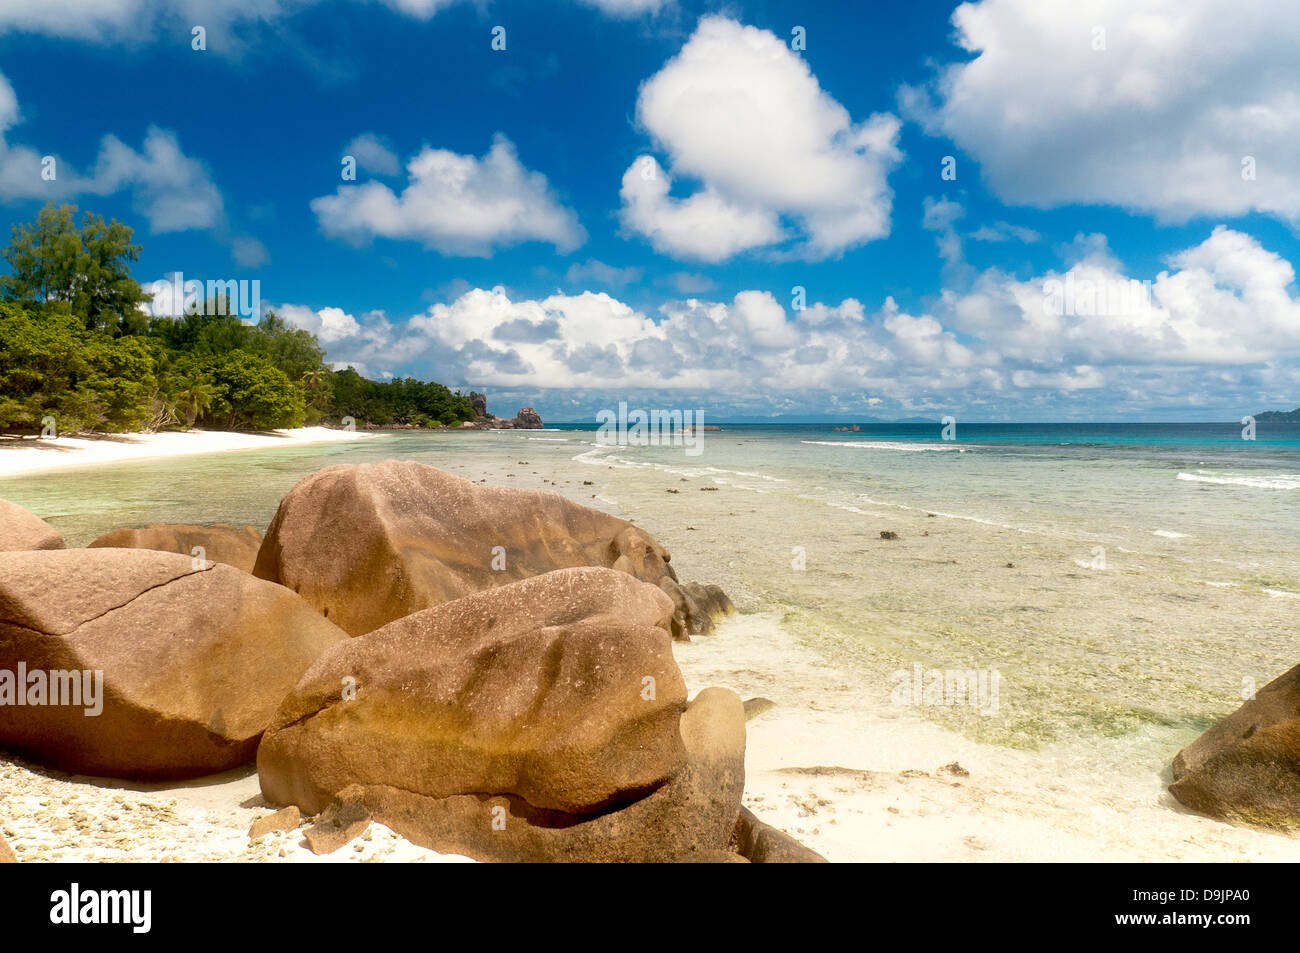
[
  {"x1": 464, "y1": 392, "x2": 544, "y2": 430},
  {"x1": 1254, "y1": 407, "x2": 1300, "y2": 422}
]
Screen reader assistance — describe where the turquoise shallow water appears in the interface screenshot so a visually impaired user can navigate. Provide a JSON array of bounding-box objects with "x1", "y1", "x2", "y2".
[{"x1": 4, "y1": 421, "x2": 1299, "y2": 753}]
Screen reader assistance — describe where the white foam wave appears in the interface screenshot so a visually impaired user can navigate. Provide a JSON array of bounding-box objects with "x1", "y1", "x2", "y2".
[{"x1": 1177, "y1": 472, "x2": 1300, "y2": 490}]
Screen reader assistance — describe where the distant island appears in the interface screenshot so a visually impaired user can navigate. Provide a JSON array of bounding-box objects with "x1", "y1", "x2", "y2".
[{"x1": 1255, "y1": 407, "x2": 1300, "y2": 422}]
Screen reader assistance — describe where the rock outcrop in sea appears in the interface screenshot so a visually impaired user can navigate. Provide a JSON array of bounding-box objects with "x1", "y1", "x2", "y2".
[{"x1": 465, "y1": 391, "x2": 544, "y2": 429}]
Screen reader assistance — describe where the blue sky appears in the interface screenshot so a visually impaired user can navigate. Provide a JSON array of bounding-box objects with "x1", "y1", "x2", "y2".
[{"x1": 1, "y1": 0, "x2": 1298, "y2": 421}]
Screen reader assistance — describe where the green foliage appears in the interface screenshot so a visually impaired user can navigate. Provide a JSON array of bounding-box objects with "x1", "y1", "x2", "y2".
[
  {"x1": 204, "y1": 350, "x2": 305, "y2": 430},
  {"x1": 0, "y1": 302, "x2": 152, "y2": 432},
  {"x1": 1, "y1": 203, "x2": 148, "y2": 335},
  {"x1": 326, "y1": 367, "x2": 475, "y2": 426},
  {"x1": 256, "y1": 310, "x2": 327, "y2": 382},
  {"x1": 84, "y1": 333, "x2": 158, "y2": 431},
  {"x1": 0, "y1": 204, "x2": 474, "y2": 435}
]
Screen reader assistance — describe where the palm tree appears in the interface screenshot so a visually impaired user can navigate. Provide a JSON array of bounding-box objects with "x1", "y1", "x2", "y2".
[
  {"x1": 177, "y1": 377, "x2": 217, "y2": 429},
  {"x1": 300, "y1": 368, "x2": 331, "y2": 411}
]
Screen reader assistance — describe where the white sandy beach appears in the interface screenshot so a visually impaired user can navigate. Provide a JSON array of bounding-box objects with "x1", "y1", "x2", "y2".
[
  {"x1": 0, "y1": 756, "x2": 473, "y2": 863},
  {"x1": 0, "y1": 427, "x2": 372, "y2": 479},
  {"x1": 674, "y1": 613, "x2": 1300, "y2": 863}
]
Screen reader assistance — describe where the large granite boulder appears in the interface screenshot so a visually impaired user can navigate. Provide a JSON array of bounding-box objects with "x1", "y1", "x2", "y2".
[
  {"x1": 0, "y1": 549, "x2": 348, "y2": 779},
  {"x1": 356, "y1": 686, "x2": 746, "y2": 862},
  {"x1": 253, "y1": 460, "x2": 729, "y2": 637},
  {"x1": 258, "y1": 568, "x2": 746, "y2": 861},
  {"x1": 259, "y1": 567, "x2": 684, "y2": 814},
  {"x1": 88, "y1": 522, "x2": 263, "y2": 573},
  {"x1": 1169, "y1": 663, "x2": 1300, "y2": 829},
  {"x1": 0, "y1": 499, "x2": 65, "y2": 552}
]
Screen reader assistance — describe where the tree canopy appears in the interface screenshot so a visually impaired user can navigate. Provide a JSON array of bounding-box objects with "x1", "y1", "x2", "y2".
[{"x1": 0, "y1": 202, "x2": 475, "y2": 435}]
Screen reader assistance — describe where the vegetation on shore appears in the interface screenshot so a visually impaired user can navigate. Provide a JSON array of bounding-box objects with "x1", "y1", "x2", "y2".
[{"x1": 0, "y1": 203, "x2": 475, "y2": 435}]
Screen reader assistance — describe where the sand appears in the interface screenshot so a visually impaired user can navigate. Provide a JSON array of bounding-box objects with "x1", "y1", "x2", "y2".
[
  {"x1": 673, "y1": 611, "x2": 1300, "y2": 863},
  {"x1": 0, "y1": 427, "x2": 372, "y2": 478},
  {"x1": 0, "y1": 758, "x2": 472, "y2": 864}
]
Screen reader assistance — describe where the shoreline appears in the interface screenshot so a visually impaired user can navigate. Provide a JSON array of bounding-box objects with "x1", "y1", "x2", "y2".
[{"x1": 0, "y1": 427, "x2": 375, "y2": 479}]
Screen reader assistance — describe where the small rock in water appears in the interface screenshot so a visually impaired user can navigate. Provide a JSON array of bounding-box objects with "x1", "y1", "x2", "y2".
[
  {"x1": 880, "y1": 530, "x2": 899, "y2": 540},
  {"x1": 743, "y1": 697, "x2": 777, "y2": 721},
  {"x1": 940, "y1": 761, "x2": 970, "y2": 777}
]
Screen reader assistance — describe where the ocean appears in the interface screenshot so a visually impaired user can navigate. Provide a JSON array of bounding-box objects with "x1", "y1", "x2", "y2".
[{"x1": 6, "y1": 419, "x2": 1300, "y2": 859}]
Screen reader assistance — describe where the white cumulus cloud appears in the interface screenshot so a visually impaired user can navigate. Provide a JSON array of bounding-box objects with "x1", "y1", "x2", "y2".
[
  {"x1": 904, "y1": 0, "x2": 1300, "y2": 226},
  {"x1": 343, "y1": 132, "x2": 401, "y2": 177},
  {"x1": 620, "y1": 16, "x2": 903, "y2": 262},
  {"x1": 311, "y1": 134, "x2": 585, "y2": 257},
  {"x1": 0, "y1": 72, "x2": 224, "y2": 234},
  {"x1": 277, "y1": 226, "x2": 1300, "y2": 417}
]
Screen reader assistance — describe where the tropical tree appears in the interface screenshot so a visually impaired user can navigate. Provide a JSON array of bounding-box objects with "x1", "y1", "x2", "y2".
[
  {"x1": 0, "y1": 204, "x2": 80, "y2": 306},
  {"x1": 0, "y1": 203, "x2": 148, "y2": 335},
  {"x1": 176, "y1": 376, "x2": 219, "y2": 429},
  {"x1": 205, "y1": 351, "x2": 305, "y2": 430}
]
